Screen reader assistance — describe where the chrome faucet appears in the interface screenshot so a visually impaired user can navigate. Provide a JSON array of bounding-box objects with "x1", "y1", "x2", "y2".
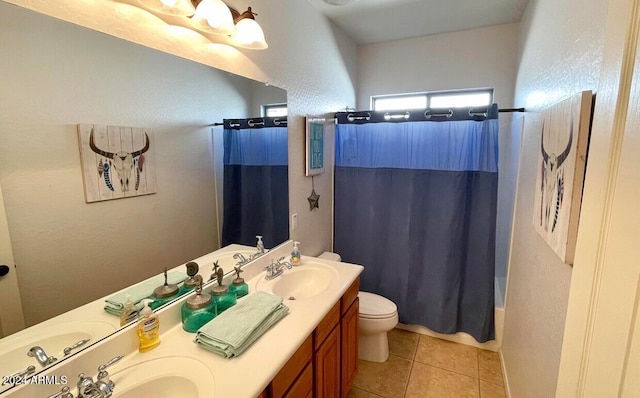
[
  {"x1": 76, "y1": 355, "x2": 124, "y2": 398},
  {"x1": 264, "y1": 257, "x2": 293, "y2": 280},
  {"x1": 233, "y1": 252, "x2": 250, "y2": 266},
  {"x1": 28, "y1": 346, "x2": 57, "y2": 366}
]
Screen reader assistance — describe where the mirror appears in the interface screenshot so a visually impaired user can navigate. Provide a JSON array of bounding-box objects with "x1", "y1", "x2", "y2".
[{"x1": 0, "y1": 1, "x2": 288, "y2": 386}]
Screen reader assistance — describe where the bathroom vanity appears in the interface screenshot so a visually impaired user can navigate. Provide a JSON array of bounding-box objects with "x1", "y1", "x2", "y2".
[{"x1": 2, "y1": 241, "x2": 363, "y2": 398}]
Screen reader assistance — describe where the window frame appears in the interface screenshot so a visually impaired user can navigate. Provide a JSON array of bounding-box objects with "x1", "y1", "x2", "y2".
[
  {"x1": 261, "y1": 103, "x2": 288, "y2": 117},
  {"x1": 371, "y1": 88, "x2": 494, "y2": 111}
]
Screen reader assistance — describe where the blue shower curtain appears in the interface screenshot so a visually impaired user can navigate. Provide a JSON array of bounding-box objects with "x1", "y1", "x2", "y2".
[
  {"x1": 334, "y1": 106, "x2": 498, "y2": 342},
  {"x1": 222, "y1": 118, "x2": 288, "y2": 249}
]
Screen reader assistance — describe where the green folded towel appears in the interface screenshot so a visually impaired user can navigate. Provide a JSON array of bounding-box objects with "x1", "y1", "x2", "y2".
[
  {"x1": 104, "y1": 271, "x2": 188, "y2": 316},
  {"x1": 194, "y1": 291, "x2": 289, "y2": 358}
]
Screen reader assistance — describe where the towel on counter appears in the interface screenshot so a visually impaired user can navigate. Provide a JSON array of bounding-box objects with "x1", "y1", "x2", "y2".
[
  {"x1": 104, "y1": 271, "x2": 188, "y2": 316},
  {"x1": 194, "y1": 291, "x2": 289, "y2": 358}
]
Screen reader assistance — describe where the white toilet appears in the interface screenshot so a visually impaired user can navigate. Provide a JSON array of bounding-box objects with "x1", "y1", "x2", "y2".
[{"x1": 318, "y1": 252, "x2": 399, "y2": 363}]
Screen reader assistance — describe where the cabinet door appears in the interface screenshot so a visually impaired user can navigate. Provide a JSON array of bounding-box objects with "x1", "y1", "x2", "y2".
[
  {"x1": 315, "y1": 324, "x2": 341, "y2": 398},
  {"x1": 341, "y1": 297, "x2": 359, "y2": 397}
]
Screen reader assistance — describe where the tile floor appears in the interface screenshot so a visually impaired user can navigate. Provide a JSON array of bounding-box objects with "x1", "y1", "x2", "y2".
[{"x1": 347, "y1": 329, "x2": 506, "y2": 398}]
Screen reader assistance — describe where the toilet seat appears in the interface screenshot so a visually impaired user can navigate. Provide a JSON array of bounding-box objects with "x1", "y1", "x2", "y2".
[{"x1": 358, "y1": 291, "x2": 397, "y2": 319}]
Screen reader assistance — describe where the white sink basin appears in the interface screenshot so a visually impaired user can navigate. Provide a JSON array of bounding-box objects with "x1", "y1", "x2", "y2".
[
  {"x1": 255, "y1": 262, "x2": 338, "y2": 300},
  {"x1": 112, "y1": 356, "x2": 214, "y2": 398},
  {"x1": 0, "y1": 321, "x2": 116, "y2": 393}
]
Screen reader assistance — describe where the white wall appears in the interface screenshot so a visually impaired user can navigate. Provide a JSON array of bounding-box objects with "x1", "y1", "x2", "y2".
[
  {"x1": 0, "y1": 0, "x2": 357, "y2": 324},
  {"x1": 357, "y1": 23, "x2": 519, "y2": 110},
  {"x1": 501, "y1": 0, "x2": 609, "y2": 396}
]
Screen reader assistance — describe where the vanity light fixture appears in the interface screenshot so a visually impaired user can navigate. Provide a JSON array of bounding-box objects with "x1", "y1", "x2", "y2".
[{"x1": 135, "y1": 0, "x2": 268, "y2": 49}]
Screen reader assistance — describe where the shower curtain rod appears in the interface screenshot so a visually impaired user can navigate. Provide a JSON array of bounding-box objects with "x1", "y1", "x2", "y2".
[
  {"x1": 208, "y1": 116, "x2": 288, "y2": 129},
  {"x1": 335, "y1": 105, "x2": 524, "y2": 124}
]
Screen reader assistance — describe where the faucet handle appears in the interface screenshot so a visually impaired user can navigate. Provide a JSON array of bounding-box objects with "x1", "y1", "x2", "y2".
[
  {"x1": 47, "y1": 386, "x2": 73, "y2": 398},
  {"x1": 63, "y1": 338, "x2": 90, "y2": 356},
  {"x1": 97, "y1": 355, "x2": 124, "y2": 387}
]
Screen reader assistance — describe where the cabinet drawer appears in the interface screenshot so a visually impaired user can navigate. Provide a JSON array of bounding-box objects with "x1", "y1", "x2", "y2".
[
  {"x1": 341, "y1": 277, "x2": 360, "y2": 315},
  {"x1": 271, "y1": 334, "x2": 313, "y2": 398},
  {"x1": 315, "y1": 301, "x2": 340, "y2": 350},
  {"x1": 283, "y1": 362, "x2": 313, "y2": 398}
]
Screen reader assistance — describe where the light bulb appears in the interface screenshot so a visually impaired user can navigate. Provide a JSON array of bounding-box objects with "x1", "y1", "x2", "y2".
[
  {"x1": 191, "y1": 0, "x2": 235, "y2": 36},
  {"x1": 232, "y1": 18, "x2": 267, "y2": 49}
]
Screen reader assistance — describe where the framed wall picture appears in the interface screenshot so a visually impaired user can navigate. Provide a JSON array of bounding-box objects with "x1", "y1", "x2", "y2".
[
  {"x1": 78, "y1": 124, "x2": 157, "y2": 203},
  {"x1": 305, "y1": 116, "x2": 325, "y2": 176},
  {"x1": 532, "y1": 91, "x2": 593, "y2": 265}
]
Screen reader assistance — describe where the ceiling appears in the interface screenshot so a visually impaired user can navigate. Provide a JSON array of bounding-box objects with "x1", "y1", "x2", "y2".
[{"x1": 308, "y1": 0, "x2": 530, "y2": 45}]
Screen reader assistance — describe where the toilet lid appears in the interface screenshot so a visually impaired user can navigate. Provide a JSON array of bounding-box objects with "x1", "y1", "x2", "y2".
[{"x1": 358, "y1": 291, "x2": 397, "y2": 319}]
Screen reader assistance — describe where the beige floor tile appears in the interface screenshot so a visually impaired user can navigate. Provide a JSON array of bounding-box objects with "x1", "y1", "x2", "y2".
[
  {"x1": 388, "y1": 328, "x2": 419, "y2": 359},
  {"x1": 414, "y1": 335, "x2": 479, "y2": 378},
  {"x1": 405, "y1": 361, "x2": 480, "y2": 398},
  {"x1": 346, "y1": 387, "x2": 385, "y2": 398},
  {"x1": 478, "y1": 350, "x2": 504, "y2": 386},
  {"x1": 480, "y1": 380, "x2": 506, "y2": 398},
  {"x1": 353, "y1": 355, "x2": 412, "y2": 398}
]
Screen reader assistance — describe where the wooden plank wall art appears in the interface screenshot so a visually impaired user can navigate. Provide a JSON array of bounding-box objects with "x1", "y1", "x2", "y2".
[
  {"x1": 77, "y1": 124, "x2": 157, "y2": 203},
  {"x1": 532, "y1": 91, "x2": 593, "y2": 265}
]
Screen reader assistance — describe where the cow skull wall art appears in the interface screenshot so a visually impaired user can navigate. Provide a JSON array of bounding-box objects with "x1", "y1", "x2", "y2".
[
  {"x1": 78, "y1": 124, "x2": 157, "y2": 203},
  {"x1": 89, "y1": 128, "x2": 150, "y2": 192}
]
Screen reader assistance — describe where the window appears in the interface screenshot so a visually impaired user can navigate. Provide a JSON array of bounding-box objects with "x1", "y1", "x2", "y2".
[
  {"x1": 262, "y1": 103, "x2": 288, "y2": 117},
  {"x1": 372, "y1": 89, "x2": 493, "y2": 111}
]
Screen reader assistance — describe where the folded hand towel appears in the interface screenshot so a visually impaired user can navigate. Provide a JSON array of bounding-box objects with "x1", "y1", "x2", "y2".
[
  {"x1": 104, "y1": 271, "x2": 188, "y2": 316},
  {"x1": 194, "y1": 291, "x2": 289, "y2": 358}
]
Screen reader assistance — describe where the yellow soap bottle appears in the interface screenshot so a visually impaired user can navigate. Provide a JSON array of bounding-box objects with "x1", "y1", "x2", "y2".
[{"x1": 137, "y1": 299, "x2": 160, "y2": 352}]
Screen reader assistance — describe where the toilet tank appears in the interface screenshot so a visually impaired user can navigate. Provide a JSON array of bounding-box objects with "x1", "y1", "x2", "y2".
[{"x1": 318, "y1": 251, "x2": 341, "y2": 262}]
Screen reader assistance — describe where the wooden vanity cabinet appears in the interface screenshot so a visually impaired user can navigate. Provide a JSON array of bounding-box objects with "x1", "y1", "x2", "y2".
[
  {"x1": 341, "y1": 297, "x2": 359, "y2": 397},
  {"x1": 269, "y1": 335, "x2": 313, "y2": 398},
  {"x1": 340, "y1": 278, "x2": 360, "y2": 398},
  {"x1": 265, "y1": 277, "x2": 360, "y2": 398}
]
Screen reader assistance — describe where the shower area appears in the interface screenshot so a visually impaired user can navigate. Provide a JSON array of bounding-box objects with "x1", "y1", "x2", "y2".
[{"x1": 331, "y1": 106, "x2": 524, "y2": 349}]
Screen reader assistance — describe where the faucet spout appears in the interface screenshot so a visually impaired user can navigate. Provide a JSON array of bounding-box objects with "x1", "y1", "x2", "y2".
[{"x1": 28, "y1": 346, "x2": 57, "y2": 366}]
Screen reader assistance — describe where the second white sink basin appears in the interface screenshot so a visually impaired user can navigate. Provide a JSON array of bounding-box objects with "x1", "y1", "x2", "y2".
[
  {"x1": 255, "y1": 262, "x2": 338, "y2": 300},
  {"x1": 112, "y1": 356, "x2": 214, "y2": 398}
]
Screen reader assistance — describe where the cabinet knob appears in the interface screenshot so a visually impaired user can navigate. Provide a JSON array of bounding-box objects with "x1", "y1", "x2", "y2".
[{"x1": 0, "y1": 265, "x2": 9, "y2": 277}]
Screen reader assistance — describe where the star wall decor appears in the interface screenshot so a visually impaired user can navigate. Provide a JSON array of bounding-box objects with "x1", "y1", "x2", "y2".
[{"x1": 308, "y1": 188, "x2": 320, "y2": 210}]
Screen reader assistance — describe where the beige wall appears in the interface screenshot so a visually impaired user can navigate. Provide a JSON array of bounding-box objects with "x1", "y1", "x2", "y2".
[
  {"x1": 501, "y1": 0, "x2": 609, "y2": 396},
  {"x1": 0, "y1": 0, "x2": 357, "y2": 325},
  {"x1": 357, "y1": 23, "x2": 519, "y2": 110}
]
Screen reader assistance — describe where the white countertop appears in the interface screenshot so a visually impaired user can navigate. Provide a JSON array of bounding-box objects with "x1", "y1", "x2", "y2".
[{"x1": 4, "y1": 243, "x2": 363, "y2": 398}]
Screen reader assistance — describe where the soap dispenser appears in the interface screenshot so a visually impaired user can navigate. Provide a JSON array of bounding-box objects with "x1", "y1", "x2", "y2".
[
  {"x1": 183, "y1": 262, "x2": 200, "y2": 291},
  {"x1": 209, "y1": 266, "x2": 237, "y2": 314},
  {"x1": 228, "y1": 266, "x2": 249, "y2": 299},
  {"x1": 256, "y1": 235, "x2": 265, "y2": 255},
  {"x1": 119, "y1": 294, "x2": 138, "y2": 327},
  {"x1": 181, "y1": 275, "x2": 217, "y2": 333},
  {"x1": 137, "y1": 299, "x2": 160, "y2": 352},
  {"x1": 291, "y1": 241, "x2": 302, "y2": 265},
  {"x1": 150, "y1": 267, "x2": 183, "y2": 310}
]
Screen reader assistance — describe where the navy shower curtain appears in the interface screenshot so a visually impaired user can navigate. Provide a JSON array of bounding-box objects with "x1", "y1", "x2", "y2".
[
  {"x1": 221, "y1": 118, "x2": 288, "y2": 249},
  {"x1": 334, "y1": 106, "x2": 498, "y2": 342}
]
